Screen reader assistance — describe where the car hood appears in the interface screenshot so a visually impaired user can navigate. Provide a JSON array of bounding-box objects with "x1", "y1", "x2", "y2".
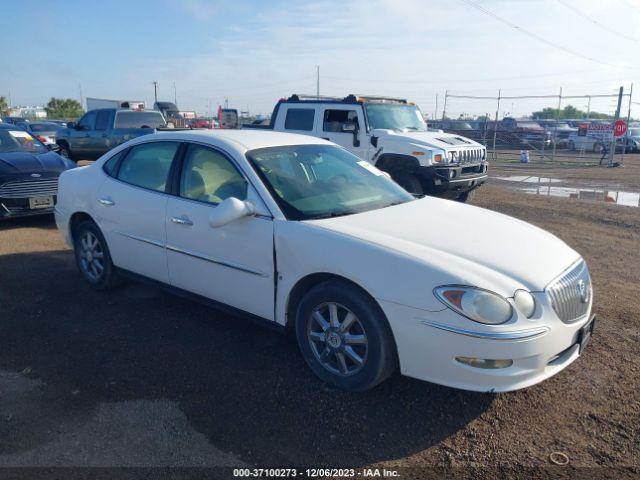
[
  {"x1": 308, "y1": 197, "x2": 580, "y2": 295},
  {"x1": 373, "y1": 129, "x2": 483, "y2": 150},
  {"x1": 0, "y1": 151, "x2": 72, "y2": 175}
]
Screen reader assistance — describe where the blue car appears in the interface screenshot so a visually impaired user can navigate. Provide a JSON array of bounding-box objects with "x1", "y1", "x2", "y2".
[{"x1": 0, "y1": 124, "x2": 76, "y2": 219}]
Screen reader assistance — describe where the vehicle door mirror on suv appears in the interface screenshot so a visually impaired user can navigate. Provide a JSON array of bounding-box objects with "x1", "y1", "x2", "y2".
[
  {"x1": 341, "y1": 123, "x2": 360, "y2": 147},
  {"x1": 66, "y1": 122, "x2": 76, "y2": 129},
  {"x1": 208, "y1": 197, "x2": 255, "y2": 228}
]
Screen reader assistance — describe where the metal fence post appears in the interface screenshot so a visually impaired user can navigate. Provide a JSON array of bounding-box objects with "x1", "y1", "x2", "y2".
[
  {"x1": 552, "y1": 87, "x2": 562, "y2": 162},
  {"x1": 607, "y1": 86, "x2": 623, "y2": 167},
  {"x1": 492, "y1": 89, "x2": 501, "y2": 160},
  {"x1": 621, "y1": 83, "x2": 633, "y2": 165}
]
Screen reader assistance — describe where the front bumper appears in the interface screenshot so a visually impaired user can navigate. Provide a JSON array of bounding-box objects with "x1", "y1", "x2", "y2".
[
  {"x1": 379, "y1": 298, "x2": 594, "y2": 392},
  {"x1": 419, "y1": 162, "x2": 488, "y2": 198},
  {"x1": 0, "y1": 196, "x2": 57, "y2": 219}
]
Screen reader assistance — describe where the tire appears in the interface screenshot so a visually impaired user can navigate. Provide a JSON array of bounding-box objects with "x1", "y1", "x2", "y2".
[
  {"x1": 457, "y1": 189, "x2": 476, "y2": 203},
  {"x1": 394, "y1": 173, "x2": 424, "y2": 195},
  {"x1": 295, "y1": 280, "x2": 398, "y2": 392},
  {"x1": 72, "y1": 220, "x2": 120, "y2": 290}
]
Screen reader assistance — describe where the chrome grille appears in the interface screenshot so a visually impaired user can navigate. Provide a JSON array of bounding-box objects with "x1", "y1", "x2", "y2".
[
  {"x1": 546, "y1": 260, "x2": 592, "y2": 323},
  {"x1": 455, "y1": 148, "x2": 485, "y2": 164},
  {"x1": 0, "y1": 178, "x2": 58, "y2": 198}
]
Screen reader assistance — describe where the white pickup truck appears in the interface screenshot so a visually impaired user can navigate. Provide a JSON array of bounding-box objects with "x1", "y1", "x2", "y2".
[{"x1": 247, "y1": 95, "x2": 488, "y2": 201}]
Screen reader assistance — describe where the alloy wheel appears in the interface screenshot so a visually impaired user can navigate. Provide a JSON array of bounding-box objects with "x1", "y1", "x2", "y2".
[
  {"x1": 78, "y1": 231, "x2": 105, "y2": 281},
  {"x1": 307, "y1": 302, "x2": 368, "y2": 377}
]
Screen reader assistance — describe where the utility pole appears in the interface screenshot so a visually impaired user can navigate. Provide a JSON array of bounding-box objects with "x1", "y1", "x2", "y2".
[
  {"x1": 441, "y1": 90, "x2": 448, "y2": 121},
  {"x1": 607, "y1": 86, "x2": 624, "y2": 167},
  {"x1": 492, "y1": 89, "x2": 501, "y2": 159},
  {"x1": 586, "y1": 96, "x2": 591, "y2": 119},
  {"x1": 316, "y1": 66, "x2": 320, "y2": 99},
  {"x1": 224, "y1": 97, "x2": 228, "y2": 109},
  {"x1": 434, "y1": 93, "x2": 439, "y2": 120},
  {"x1": 552, "y1": 87, "x2": 562, "y2": 161},
  {"x1": 78, "y1": 83, "x2": 84, "y2": 109},
  {"x1": 152, "y1": 81, "x2": 158, "y2": 104},
  {"x1": 173, "y1": 81, "x2": 177, "y2": 105},
  {"x1": 621, "y1": 83, "x2": 633, "y2": 165}
]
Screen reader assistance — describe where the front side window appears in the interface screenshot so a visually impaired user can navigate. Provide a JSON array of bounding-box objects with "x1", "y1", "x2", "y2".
[
  {"x1": 247, "y1": 144, "x2": 413, "y2": 220},
  {"x1": 323, "y1": 109, "x2": 359, "y2": 132},
  {"x1": 114, "y1": 111, "x2": 166, "y2": 129},
  {"x1": 116, "y1": 142, "x2": 179, "y2": 192},
  {"x1": 95, "y1": 110, "x2": 111, "y2": 131},
  {"x1": 180, "y1": 145, "x2": 247, "y2": 204},
  {"x1": 79, "y1": 111, "x2": 96, "y2": 130},
  {"x1": 284, "y1": 108, "x2": 315, "y2": 131}
]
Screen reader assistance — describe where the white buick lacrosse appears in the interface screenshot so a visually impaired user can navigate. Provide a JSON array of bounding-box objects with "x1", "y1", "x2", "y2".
[{"x1": 55, "y1": 130, "x2": 595, "y2": 392}]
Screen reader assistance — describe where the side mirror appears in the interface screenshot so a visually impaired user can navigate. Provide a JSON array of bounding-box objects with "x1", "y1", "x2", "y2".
[
  {"x1": 208, "y1": 197, "x2": 255, "y2": 228},
  {"x1": 66, "y1": 122, "x2": 76, "y2": 129}
]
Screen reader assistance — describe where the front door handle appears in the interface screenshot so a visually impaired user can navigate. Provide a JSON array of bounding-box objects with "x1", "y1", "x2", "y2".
[
  {"x1": 98, "y1": 197, "x2": 115, "y2": 206},
  {"x1": 171, "y1": 215, "x2": 193, "y2": 226}
]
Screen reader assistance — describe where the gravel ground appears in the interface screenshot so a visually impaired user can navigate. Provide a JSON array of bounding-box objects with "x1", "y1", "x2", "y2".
[{"x1": 0, "y1": 157, "x2": 638, "y2": 478}]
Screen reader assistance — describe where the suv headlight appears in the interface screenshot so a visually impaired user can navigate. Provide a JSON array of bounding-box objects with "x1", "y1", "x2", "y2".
[{"x1": 434, "y1": 286, "x2": 513, "y2": 325}]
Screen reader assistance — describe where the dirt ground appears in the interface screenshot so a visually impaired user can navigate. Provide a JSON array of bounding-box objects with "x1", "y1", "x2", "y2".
[{"x1": 0, "y1": 156, "x2": 638, "y2": 478}]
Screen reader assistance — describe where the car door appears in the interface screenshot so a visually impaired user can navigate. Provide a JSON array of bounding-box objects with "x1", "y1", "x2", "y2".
[
  {"x1": 317, "y1": 106, "x2": 369, "y2": 160},
  {"x1": 96, "y1": 140, "x2": 181, "y2": 283},
  {"x1": 87, "y1": 109, "x2": 113, "y2": 159},
  {"x1": 165, "y1": 143, "x2": 275, "y2": 320},
  {"x1": 71, "y1": 111, "x2": 97, "y2": 159}
]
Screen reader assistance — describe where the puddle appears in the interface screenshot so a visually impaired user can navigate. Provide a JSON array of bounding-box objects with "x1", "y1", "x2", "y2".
[
  {"x1": 494, "y1": 175, "x2": 563, "y2": 184},
  {"x1": 492, "y1": 176, "x2": 639, "y2": 207}
]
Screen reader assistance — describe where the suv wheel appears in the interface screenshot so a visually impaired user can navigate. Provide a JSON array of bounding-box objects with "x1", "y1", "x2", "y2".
[
  {"x1": 457, "y1": 189, "x2": 476, "y2": 203},
  {"x1": 295, "y1": 280, "x2": 398, "y2": 391},
  {"x1": 73, "y1": 220, "x2": 120, "y2": 290},
  {"x1": 394, "y1": 173, "x2": 423, "y2": 195}
]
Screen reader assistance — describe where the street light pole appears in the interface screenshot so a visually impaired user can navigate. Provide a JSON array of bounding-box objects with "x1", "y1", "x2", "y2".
[{"x1": 152, "y1": 81, "x2": 158, "y2": 104}]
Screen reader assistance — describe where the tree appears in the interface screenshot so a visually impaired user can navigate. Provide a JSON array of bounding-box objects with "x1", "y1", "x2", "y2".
[
  {"x1": 531, "y1": 104, "x2": 612, "y2": 120},
  {"x1": 45, "y1": 98, "x2": 84, "y2": 119},
  {"x1": 0, "y1": 96, "x2": 8, "y2": 117}
]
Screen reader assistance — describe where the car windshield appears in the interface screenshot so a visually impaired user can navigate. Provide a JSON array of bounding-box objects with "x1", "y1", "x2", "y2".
[
  {"x1": 29, "y1": 123, "x2": 63, "y2": 133},
  {"x1": 0, "y1": 129, "x2": 48, "y2": 154},
  {"x1": 247, "y1": 144, "x2": 414, "y2": 220},
  {"x1": 364, "y1": 103, "x2": 427, "y2": 132}
]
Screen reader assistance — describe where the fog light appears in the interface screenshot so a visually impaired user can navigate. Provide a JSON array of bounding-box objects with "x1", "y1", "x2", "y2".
[{"x1": 455, "y1": 357, "x2": 513, "y2": 369}]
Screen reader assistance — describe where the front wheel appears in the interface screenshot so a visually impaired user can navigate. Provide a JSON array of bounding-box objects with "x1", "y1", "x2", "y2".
[
  {"x1": 457, "y1": 189, "x2": 476, "y2": 203},
  {"x1": 73, "y1": 220, "x2": 120, "y2": 290},
  {"x1": 295, "y1": 280, "x2": 398, "y2": 391},
  {"x1": 394, "y1": 173, "x2": 424, "y2": 195}
]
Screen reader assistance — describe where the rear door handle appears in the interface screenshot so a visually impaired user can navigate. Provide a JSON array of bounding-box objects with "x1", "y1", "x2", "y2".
[
  {"x1": 98, "y1": 197, "x2": 115, "y2": 206},
  {"x1": 171, "y1": 215, "x2": 193, "y2": 226}
]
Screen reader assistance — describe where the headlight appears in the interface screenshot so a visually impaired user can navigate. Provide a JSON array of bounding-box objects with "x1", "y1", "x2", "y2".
[
  {"x1": 434, "y1": 286, "x2": 513, "y2": 325},
  {"x1": 513, "y1": 290, "x2": 536, "y2": 318}
]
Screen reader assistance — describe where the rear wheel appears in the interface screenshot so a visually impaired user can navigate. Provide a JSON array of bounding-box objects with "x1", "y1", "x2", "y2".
[
  {"x1": 295, "y1": 280, "x2": 398, "y2": 391},
  {"x1": 457, "y1": 189, "x2": 476, "y2": 203},
  {"x1": 394, "y1": 173, "x2": 423, "y2": 195},
  {"x1": 73, "y1": 220, "x2": 119, "y2": 290}
]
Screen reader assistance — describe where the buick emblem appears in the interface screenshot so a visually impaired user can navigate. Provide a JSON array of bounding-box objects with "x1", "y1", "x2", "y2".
[
  {"x1": 576, "y1": 279, "x2": 590, "y2": 303},
  {"x1": 30, "y1": 173, "x2": 41, "y2": 178}
]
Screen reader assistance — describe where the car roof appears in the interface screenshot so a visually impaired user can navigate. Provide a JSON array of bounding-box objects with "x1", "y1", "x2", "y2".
[{"x1": 140, "y1": 129, "x2": 331, "y2": 151}]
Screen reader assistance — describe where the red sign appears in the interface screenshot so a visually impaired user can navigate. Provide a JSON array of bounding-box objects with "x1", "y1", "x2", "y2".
[{"x1": 614, "y1": 120, "x2": 627, "y2": 137}]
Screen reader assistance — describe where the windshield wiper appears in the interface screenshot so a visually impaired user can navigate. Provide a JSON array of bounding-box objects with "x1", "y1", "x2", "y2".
[{"x1": 308, "y1": 210, "x2": 357, "y2": 220}]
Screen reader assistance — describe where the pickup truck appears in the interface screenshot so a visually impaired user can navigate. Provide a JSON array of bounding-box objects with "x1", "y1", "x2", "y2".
[
  {"x1": 245, "y1": 95, "x2": 487, "y2": 201},
  {"x1": 55, "y1": 109, "x2": 168, "y2": 161}
]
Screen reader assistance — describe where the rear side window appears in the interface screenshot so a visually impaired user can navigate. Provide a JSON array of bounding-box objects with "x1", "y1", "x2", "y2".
[
  {"x1": 95, "y1": 110, "x2": 111, "y2": 131},
  {"x1": 284, "y1": 108, "x2": 315, "y2": 131},
  {"x1": 114, "y1": 112, "x2": 166, "y2": 129},
  {"x1": 116, "y1": 142, "x2": 179, "y2": 192}
]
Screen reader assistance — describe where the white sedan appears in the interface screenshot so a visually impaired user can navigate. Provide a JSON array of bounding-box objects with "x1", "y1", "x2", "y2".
[{"x1": 54, "y1": 130, "x2": 595, "y2": 392}]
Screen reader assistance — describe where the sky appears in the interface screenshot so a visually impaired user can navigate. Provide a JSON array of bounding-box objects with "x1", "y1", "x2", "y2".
[{"x1": 1, "y1": 0, "x2": 640, "y2": 118}]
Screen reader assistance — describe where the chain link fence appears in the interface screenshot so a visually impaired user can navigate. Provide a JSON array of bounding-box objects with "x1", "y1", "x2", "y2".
[{"x1": 430, "y1": 86, "x2": 635, "y2": 166}]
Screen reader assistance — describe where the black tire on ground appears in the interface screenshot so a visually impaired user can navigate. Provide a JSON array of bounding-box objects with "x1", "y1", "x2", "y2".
[
  {"x1": 394, "y1": 173, "x2": 424, "y2": 195},
  {"x1": 295, "y1": 280, "x2": 398, "y2": 392},
  {"x1": 72, "y1": 220, "x2": 120, "y2": 290},
  {"x1": 457, "y1": 189, "x2": 476, "y2": 203}
]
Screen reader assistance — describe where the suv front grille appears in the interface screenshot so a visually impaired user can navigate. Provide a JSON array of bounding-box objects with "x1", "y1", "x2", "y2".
[
  {"x1": 0, "y1": 178, "x2": 59, "y2": 199},
  {"x1": 546, "y1": 260, "x2": 592, "y2": 323},
  {"x1": 456, "y1": 148, "x2": 484, "y2": 164}
]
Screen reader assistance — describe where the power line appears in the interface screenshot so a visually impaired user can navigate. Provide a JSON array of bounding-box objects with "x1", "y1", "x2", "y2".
[
  {"x1": 557, "y1": 0, "x2": 639, "y2": 42},
  {"x1": 458, "y1": 0, "x2": 637, "y2": 69}
]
